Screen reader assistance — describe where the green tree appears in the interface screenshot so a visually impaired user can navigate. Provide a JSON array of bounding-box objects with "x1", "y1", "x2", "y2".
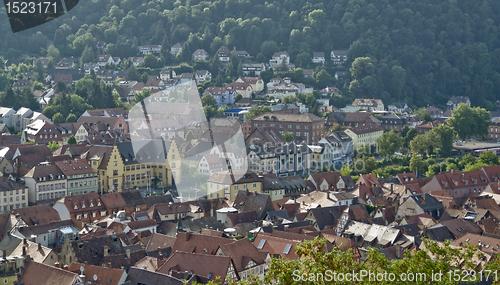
[
  {"x1": 458, "y1": 154, "x2": 477, "y2": 169},
  {"x1": 429, "y1": 125, "x2": 455, "y2": 157},
  {"x1": 201, "y1": 94, "x2": 217, "y2": 108},
  {"x1": 245, "y1": 105, "x2": 272, "y2": 120},
  {"x1": 234, "y1": 94, "x2": 243, "y2": 102},
  {"x1": 67, "y1": 135, "x2": 77, "y2": 145},
  {"x1": 376, "y1": 130, "x2": 403, "y2": 158},
  {"x1": 478, "y1": 150, "x2": 499, "y2": 166},
  {"x1": 52, "y1": 112, "x2": 64, "y2": 124},
  {"x1": 446, "y1": 163, "x2": 458, "y2": 171},
  {"x1": 361, "y1": 156, "x2": 377, "y2": 174},
  {"x1": 314, "y1": 70, "x2": 333, "y2": 89},
  {"x1": 80, "y1": 45, "x2": 95, "y2": 67},
  {"x1": 350, "y1": 57, "x2": 375, "y2": 80},
  {"x1": 184, "y1": 130, "x2": 195, "y2": 142},
  {"x1": 42, "y1": 106, "x2": 57, "y2": 120},
  {"x1": 283, "y1": 131, "x2": 294, "y2": 142},
  {"x1": 340, "y1": 163, "x2": 353, "y2": 176},
  {"x1": 410, "y1": 134, "x2": 435, "y2": 156},
  {"x1": 47, "y1": 141, "x2": 60, "y2": 152},
  {"x1": 448, "y1": 104, "x2": 491, "y2": 140},
  {"x1": 66, "y1": 113, "x2": 77, "y2": 123},
  {"x1": 134, "y1": 88, "x2": 151, "y2": 103},
  {"x1": 426, "y1": 165, "x2": 436, "y2": 177},
  {"x1": 410, "y1": 154, "x2": 425, "y2": 176},
  {"x1": 463, "y1": 162, "x2": 487, "y2": 171},
  {"x1": 47, "y1": 45, "x2": 60, "y2": 66},
  {"x1": 414, "y1": 108, "x2": 432, "y2": 122}
]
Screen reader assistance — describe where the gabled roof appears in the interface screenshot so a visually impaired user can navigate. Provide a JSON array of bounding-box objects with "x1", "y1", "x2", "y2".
[
  {"x1": 57, "y1": 192, "x2": 105, "y2": 215},
  {"x1": 145, "y1": 233, "x2": 176, "y2": 252},
  {"x1": 440, "y1": 219, "x2": 483, "y2": 238},
  {"x1": 408, "y1": 194, "x2": 444, "y2": 211},
  {"x1": 11, "y1": 205, "x2": 61, "y2": 226},
  {"x1": 157, "y1": 251, "x2": 233, "y2": 282},
  {"x1": 101, "y1": 190, "x2": 145, "y2": 210},
  {"x1": 218, "y1": 238, "x2": 267, "y2": 271},
  {"x1": 127, "y1": 267, "x2": 183, "y2": 285},
  {"x1": 172, "y1": 232, "x2": 233, "y2": 255},
  {"x1": 11, "y1": 239, "x2": 56, "y2": 264},
  {"x1": 252, "y1": 234, "x2": 299, "y2": 259},
  {"x1": 68, "y1": 263, "x2": 125, "y2": 285},
  {"x1": 307, "y1": 206, "x2": 345, "y2": 230},
  {"x1": 55, "y1": 159, "x2": 96, "y2": 176},
  {"x1": 19, "y1": 260, "x2": 79, "y2": 285}
]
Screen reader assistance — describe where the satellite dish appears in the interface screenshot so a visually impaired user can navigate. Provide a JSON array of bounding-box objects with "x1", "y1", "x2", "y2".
[{"x1": 93, "y1": 274, "x2": 98, "y2": 281}]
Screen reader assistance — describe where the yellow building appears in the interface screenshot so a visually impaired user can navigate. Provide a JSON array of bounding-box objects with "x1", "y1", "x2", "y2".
[
  {"x1": 84, "y1": 140, "x2": 181, "y2": 193},
  {"x1": 207, "y1": 170, "x2": 263, "y2": 201},
  {"x1": 344, "y1": 125, "x2": 384, "y2": 153}
]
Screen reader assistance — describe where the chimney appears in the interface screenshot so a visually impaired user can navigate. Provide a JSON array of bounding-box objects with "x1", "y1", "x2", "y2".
[
  {"x1": 126, "y1": 248, "x2": 130, "y2": 259},
  {"x1": 390, "y1": 184, "x2": 394, "y2": 193},
  {"x1": 451, "y1": 169, "x2": 453, "y2": 173},
  {"x1": 184, "y1": 271, "x2": 189, "y2": 280},
  {"x1": 175, "y1": 206, "x2": 178, "y2": 222},
  {"x1": 2, "y1": 249, "x2": 5, "y2": 258},
  {"x1": 395, "y1": 244, "x2": 402, "y2": 259},
  {"x1": 327, "y1": 192, "x2": 330, "y2": 200},
  {"x1": 37, "y1": 243, "x2": 41, "y2": 251},
  {"x1": 253, "y1": 191, "x2": 257, "y2": 197},
  {"x1": 23, "y1": 238, "x2": 27, "y2": 245},
  {"x1": 108, "y1": 262, "x2": 112, "y2": 268},
  {"x1": 103, "y1": 246, "x2": 109, "y2": 257},
  {"x1": 54, "y1": 262, "x2": 60, "y2": 268},
  {"x1": 22, "y1": 246, "x2": 26, "y2": 256},
  {"x1": 246, "y1": 188, "x2": 250, "y2": 196}
]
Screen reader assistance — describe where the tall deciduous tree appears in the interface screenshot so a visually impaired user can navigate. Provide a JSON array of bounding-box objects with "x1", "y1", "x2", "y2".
[
  {"x1": 410, "y1": 154, "x2": 425, "y2": 176},
  {"x1": 376, "y1": 130, "x2": 403, "y2": 158},
  {"x1": 429, "y1": 125, "x2": 455, "y2": 157},
  {"x1": 448, "y1": 103, "x2": 491, "y2": 140}
]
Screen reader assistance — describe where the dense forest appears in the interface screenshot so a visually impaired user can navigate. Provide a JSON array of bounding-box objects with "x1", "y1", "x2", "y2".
[{"x1": 2, "y1": 0, "x2": 500, "y2": 108}]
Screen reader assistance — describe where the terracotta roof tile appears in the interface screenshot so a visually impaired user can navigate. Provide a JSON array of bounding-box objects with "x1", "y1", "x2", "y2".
[
  {"x1": 68, "y1": 263, "x2": 126, "y2": 285},
  {"x1": 157, "y1": 251, "x2": 233, "y2": 282},
  {"x1": 20, "y1": 260, "x2": 79, "y2": 285}
]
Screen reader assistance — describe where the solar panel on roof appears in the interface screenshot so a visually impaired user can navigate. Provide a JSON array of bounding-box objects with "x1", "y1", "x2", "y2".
[{"x1": 283, "y1": 244, "x2": 292, "y2": 254}]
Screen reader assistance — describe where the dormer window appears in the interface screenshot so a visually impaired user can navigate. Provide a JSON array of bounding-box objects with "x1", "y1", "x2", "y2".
[{"x1": 74, "y1": 205, "x2": 78, "y2": 210}]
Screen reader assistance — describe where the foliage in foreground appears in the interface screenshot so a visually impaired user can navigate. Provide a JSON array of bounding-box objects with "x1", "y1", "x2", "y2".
[{"x1": 197, "y1": 237, "x2": 497, "y2": 285}]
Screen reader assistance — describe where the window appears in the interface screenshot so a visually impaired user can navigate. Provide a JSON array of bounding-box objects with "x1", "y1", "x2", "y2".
[
  {"x1": 296, "y1": 132, "x2": 300, "y2": 136},
  {"x1": 234, "y1": 185, "x2": 238, "y2": 190},
  {"x1": 288, "y1": 125, "x2": 292, "y2": 129},
  {"x1": 296, "y1": 125, "x2": 300, "y2": 129},
  {"x1": 244, "y1": 184, "x2": 247, "y2": 189},
  {"x1": 114, "y1": 161, "x2": 117, "y2": 166},
  {"x1": 76, "y1": 214, "x2": 82, "y2": 220},
  {"x1": 92, "y1": 212, "x2": 96, "y2": 218},
  {"x1": 253, "y1": 183, "x2": 257, "y2": 188},
  {"x1": 83, "y1": 213, "x2": 88, "y2": 219}
]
